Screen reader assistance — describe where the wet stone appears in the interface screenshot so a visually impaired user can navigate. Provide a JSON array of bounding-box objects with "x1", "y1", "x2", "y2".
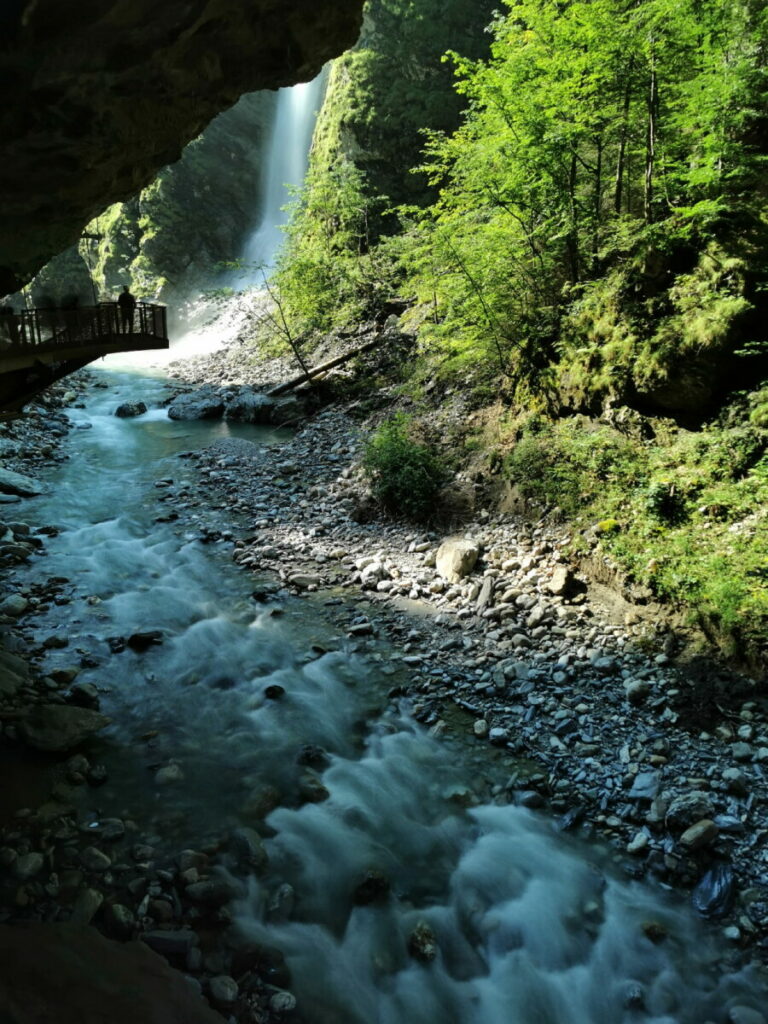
[
  {"x1": 65, "y1": 681, "x2": 100, "y2": 709},
  {"x1": 692, "y1": 863, "x2": 735, "y2": 919},
  {"x1": 18, "y1": 704, "x2": 110, "y2": 752},
  {"x1": 296, "y1": 744, "x2": 330, "y2": 769},
  {"x1": 105, "y1": 902, "x2": 135, "y2": 936},
  {"x1": 270, "y1": 991, "x2": 297, "y2": 1013},
  {"x1": 114, "y1": 402, "x2": 147, "y2": 418},
  {"x1": 209, "y1": 975, "x2": 238, "y2": 1006},
  {"x1": 408, "y1": 921, "x2": 438, "y2": 963},
  {"x1": 229, "y1": 828, "x2": 268, "y2": 873},
  {"x1": 185, "y1": 879, "x2": 240, "y2": 907},
  {"x1": 126, "y1": 630, "x2": 164, "y2": 652},
  {"x1": 80, "y1": 847, "x2": 111, "y2": 872},
  {"x1": 155, "y1": 763, "x2": 184, "y2": 785},
  {"x1": 13, "y1": 852, "x2": 44, "y2": 880},
  {"x1": 178, "y1": 850, "x2": 208, "y2": 873},
  {"x1": 728, "y1": 1008, "x2": 768, "y2": 1024},
  {"x1": 352, "y1": 870, "x2": 391, "y2": 906},
  {"x1": 298, "y1": 775, "x2": 330, "y2": 803},
  {"x1": 141, "y1": 929, "x2": 199, "y2": 962},
  {"x1": 0, "y1": 594, "x2": 28, "y2": 616},
  {"x1": 69, "y1": 887, "x2": 104, "y2": 924},
  {"x1": 627, "y1": 833, "x2": 649, "y2": 855}
]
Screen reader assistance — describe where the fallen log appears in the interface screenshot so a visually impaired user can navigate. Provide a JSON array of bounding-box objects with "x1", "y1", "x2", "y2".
[{"x1": 266, "y1": 334, "x2": 382, "y2": 396}]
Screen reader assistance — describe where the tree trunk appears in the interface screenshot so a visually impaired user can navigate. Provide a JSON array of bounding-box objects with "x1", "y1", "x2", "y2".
[
  {"x1": 613, "y1": 77, "x2": 633, "y2": 214},
  {"x1": 593, "y1": 134, "x2": 603, "y2": 269},
  {"x1": 644, "y1": 67, "x2": 658, "y2": 224},
  {"x1": 267, "y1": 336, "x2": 383, "y2": 396},
  {"x1": 566, "y1": 151, "x2": 580, "y2": 282}
]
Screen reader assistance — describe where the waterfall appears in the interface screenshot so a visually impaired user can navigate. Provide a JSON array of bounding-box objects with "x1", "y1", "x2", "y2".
[{"x1": 241, "y1": 71, "x2": 326, "y2": 278}]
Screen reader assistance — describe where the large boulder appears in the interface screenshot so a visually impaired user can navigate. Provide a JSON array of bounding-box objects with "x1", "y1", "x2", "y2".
[
  {"x1": 271, "y1": 395, "x2": 306, "y2": 425},
  {"x1": 0, "y1": 467, "x2": 44, "y2": 497},
  {"x1": 167, "y1": 390, "x2": 225, "y2": 421},
  {"x1": 436, "y1": 537, "x2": 481, "y2": 583},
  {"x1": 224, "y1": 389, "x2": 275, "y2": 424},
  {"x1": 115, "y1": 401, "x2": 147, "y2": 418},
  {"x1": 18, "y1": 704, "x2": 110, "y2": 752},
  {"x1": 0, "y1": 923, "x2": 221, "y2": 1024},
  {"x1": 0, "y1": 647, "x2": 29, "y2": 699},
  {"x1": 224, "y1": 389, "x2": 306, "y2": 425}
]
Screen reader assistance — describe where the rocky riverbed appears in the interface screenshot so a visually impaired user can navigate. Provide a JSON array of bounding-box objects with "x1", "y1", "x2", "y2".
[
  {"x1": 1, "y1": 354, "x2": 767, "y2": 1022},
  {"x1": 161, "y1": 324, "x2": 768, "y2": 958},
  {"x1": 165, "y1": 403, "x2": 768, "y2": 956}
]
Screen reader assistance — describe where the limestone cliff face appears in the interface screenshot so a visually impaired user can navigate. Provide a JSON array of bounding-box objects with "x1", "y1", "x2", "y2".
[
  {"x1": 0, "y1": 0, "x2": 364, "y2": 293},
  {"x1": 91, "y1": 91, "x2": 278, "y2": 302},
  {"x1": 310, "y1": 0, "x2": 496, "y2": 216}
]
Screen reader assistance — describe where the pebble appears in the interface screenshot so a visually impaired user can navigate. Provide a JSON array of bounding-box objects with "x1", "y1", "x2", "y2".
[
  {"x1": 0, "y1": 594, "x2": 29, "y2": 616},
  {"x1": 155, "y1": 763, "x2": 184, "y2": 785},
  {"x1": 270, "y1": 991, "x2": 297, "y2": 1013},
  {"x1": 13, "y1": 851, "x2": 44, "y2": 880},
  {"x1": 679, "y1": 819, "x2": 718, "y2": 851},
  {"x1": 80, "y1": 847, "x2": 111, "y2": 872},
  {"x1": 627, "y1": 833, "x2": 649, "y2": 855},
  {"x1": 208, "y1": 975, "x2": 238, "y2": 1005},
  {"x1": 4, "y1": 358, "x2": 767, "y2": 976},
  {"x1": 69, "y1": 887, "x2": 104, "y2": 924}
]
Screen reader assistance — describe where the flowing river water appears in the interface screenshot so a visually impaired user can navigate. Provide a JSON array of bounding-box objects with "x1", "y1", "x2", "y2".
[{"x1": 14, "y1": 367, "x2": 767, "y2": 1023}]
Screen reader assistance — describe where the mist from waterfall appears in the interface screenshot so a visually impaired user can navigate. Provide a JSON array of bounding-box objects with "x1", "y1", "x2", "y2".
[{"x1": 240, "y1": 71, "x2": 326, "y2": 282}]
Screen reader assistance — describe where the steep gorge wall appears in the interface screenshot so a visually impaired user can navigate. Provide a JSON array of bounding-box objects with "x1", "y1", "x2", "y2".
[
  {"x1": 91, "y1": 91, "x2": 277, "y2": 304},
  {"x1": 0, "y1": 0, "x2": 364, "y2": 293},
  {"x1": 310, "y1": 0, "x2": 497, "y2": 216}
]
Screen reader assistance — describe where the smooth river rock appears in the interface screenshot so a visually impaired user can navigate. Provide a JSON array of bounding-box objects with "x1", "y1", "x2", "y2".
[
  {"x1": 0, "y1": 467, "x2": 43, "y2": 497},
  {"x1": 18, "y1": 705, "x2": 110, "y2": 752}
]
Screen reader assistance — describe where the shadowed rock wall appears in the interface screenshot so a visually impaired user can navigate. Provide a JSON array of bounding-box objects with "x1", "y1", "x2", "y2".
[{"x1": 0, "y1": 0, "x2": 364, "y2": 293}]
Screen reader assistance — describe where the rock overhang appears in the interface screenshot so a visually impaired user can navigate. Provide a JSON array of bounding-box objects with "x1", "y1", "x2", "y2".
[{"x1": 0, "y1": 0, "x2": 365, "y2": 293}]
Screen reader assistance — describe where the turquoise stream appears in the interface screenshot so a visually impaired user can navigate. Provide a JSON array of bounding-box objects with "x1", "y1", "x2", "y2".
[{"x1": 15, "y1": 368, "x2": 767, "y2": 1023}]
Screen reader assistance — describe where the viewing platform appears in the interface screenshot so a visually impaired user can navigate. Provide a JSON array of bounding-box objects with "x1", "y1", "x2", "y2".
[{"x1": 0, "y1": 301, "x2": 169, "y2": 416}]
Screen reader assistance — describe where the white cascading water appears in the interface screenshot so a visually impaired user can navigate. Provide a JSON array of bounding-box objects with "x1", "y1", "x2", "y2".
[{"x1": 241, "y1": 72, "x2": 326, "y2": 278}]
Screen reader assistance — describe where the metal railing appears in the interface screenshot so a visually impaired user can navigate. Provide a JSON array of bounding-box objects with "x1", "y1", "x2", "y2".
[{"x1": 0, "y1": 302, "x2": 168, "y2": 353}]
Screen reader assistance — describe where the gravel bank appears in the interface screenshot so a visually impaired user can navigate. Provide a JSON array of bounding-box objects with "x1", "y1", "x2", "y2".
[{"x1": 163, "y1": 381, "x2": 768, "y2": 965}]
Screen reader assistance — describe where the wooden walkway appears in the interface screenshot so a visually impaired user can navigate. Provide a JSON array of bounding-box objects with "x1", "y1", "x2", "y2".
[{"x1": 0, "y1": 301, "x2": 169, "y2": 416}]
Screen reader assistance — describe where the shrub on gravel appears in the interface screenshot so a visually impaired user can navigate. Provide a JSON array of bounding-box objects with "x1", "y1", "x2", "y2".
[{"x1": 363, "y1": 413, "x2": 447, "y2": 522}]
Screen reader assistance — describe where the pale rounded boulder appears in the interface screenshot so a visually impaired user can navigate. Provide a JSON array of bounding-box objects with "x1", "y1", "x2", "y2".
[{"x1": 435, "y1": 537, "x2": 480, "y2": 583}]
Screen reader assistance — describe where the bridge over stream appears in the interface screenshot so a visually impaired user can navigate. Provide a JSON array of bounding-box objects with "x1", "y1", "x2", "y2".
[{"x1": 0, "y1": 302, "x2": 169, "y2": 417}]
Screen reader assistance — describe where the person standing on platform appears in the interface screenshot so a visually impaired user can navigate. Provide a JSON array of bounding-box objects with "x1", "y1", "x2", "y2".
[{"x1": 117, "y1": 285, "x2": 136, "y2": 333}]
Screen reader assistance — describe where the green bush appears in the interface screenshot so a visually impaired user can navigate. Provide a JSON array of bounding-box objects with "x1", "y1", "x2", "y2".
[
  {"x1": 363, "y1": 414, "x2": 448, "y2": 521},
  {"x1": 643, "y1": 479, "x2": 688, "y2": 524}
]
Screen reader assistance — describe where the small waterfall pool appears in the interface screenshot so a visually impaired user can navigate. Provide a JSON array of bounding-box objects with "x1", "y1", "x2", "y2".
[{"x1": 15, "y1": 369, "x2": 768, "y2": 1023}]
